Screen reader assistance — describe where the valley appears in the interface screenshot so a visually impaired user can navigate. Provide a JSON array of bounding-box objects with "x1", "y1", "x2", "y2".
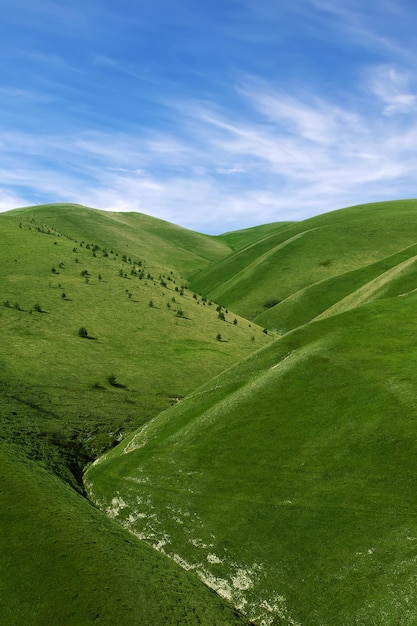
[{"x1": 3, "y1": 200, "x2": 417, "y2": 624}]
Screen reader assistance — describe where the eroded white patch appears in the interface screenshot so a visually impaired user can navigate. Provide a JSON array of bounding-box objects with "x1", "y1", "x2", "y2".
[
  {"x1": 207, "y1": 553, "x2": 223, "y2": 564},
  {"x1": 232, "y1": 568, "x2": 253, "y2": 591},
  {"x1": 106, "y1": 495, "x2": 128, "y2": 518}
]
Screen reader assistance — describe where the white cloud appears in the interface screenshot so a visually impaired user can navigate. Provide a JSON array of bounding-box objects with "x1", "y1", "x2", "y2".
[
  {"x1": 2, "y1": 59, "x2": 417, "y2": 233},
  {"x1": 368, "y1": 65, "x2": 417, "y2": 115}
]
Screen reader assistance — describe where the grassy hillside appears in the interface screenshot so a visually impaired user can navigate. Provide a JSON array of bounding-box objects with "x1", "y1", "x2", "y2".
[
  {"x1": 0, "y1": 205, "x2": 270, "y2": 481},
  {"x1": 6, "y1": 199, "x2": 417, "y2": 625},
  {"x1": 0, "y1": 443, "x2": 248, "y2": 626},
  {"x1": 190, "y1": 200, "x2": 417, "y2": 320},
  {"x1": 6, "y1": 203, "x2": 232, "y2": 276},
  {"x1": 0, "y1": 204, "x2": 270, "y2": 624},
  {"x1": 256, "y1": 241, "x2": 417, "y2": 333},
  {"x1": 217, "y1": 221, "x2": 294, "y2": 251},
  {"x1": 87, "y1": 290, "x2": 417, "y2": 625}
]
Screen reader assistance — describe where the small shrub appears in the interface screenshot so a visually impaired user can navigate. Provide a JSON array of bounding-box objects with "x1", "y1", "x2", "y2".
[
  {"x1": 78, "y1": 327, "x2": 89, "y2": 338},
  {"x1": 107, "y1": 374, "x2": 126, "y2": 388},
  {"x1": 34, "y1": 303, "x2": 42, "y2": 313},
  {"x1": 216, "y1": 333, "x2": 222, "y2": 341}
]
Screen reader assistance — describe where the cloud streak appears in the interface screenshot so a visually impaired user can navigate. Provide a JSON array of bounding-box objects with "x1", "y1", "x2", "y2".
[
  {"x1": 2, "y1": 62, "x2": 417, "y2": 233},
  {"x1": 2, "y1": 0, "x2": 417, "y2": 232}
]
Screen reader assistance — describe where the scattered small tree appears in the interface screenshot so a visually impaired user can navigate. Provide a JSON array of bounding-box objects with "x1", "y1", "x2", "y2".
[
  {"x1": 78, "y1": 326, "x2": 89, "y2": 338},
  {"x1": 34, "y1": 303, "x2": 43, "y2": 313},
  {"x1": 216, "y1": 333, "x2": 222, "y2": 341}
]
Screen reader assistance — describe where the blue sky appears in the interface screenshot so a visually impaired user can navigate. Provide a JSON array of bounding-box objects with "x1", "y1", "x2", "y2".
[{"x1": 1, "y1": 0, "x2": 417, "y2": 233}]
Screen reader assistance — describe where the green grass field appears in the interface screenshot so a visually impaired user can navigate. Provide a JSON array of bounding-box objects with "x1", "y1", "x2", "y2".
[
  {"x1": 87, "y1": 291, "x2": 417, "y2": 625},
  {"x1": 4, "y1": 199, "x2": 417, "y2": 624},
  {"x1": 0, "y1": 203, "x2": 269, "y2": 624},
  {"x1": 190, "y1": 199, "x2": 417, "y2": 321}
]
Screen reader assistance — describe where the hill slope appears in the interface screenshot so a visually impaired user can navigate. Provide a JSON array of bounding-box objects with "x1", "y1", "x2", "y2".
[
  {"x1": 87, "y1": 290, "x2": 417, "y2": 625},
  {"x1": 0, "y1": 443, "x2": 248, "y2": 626},
  {"x1": 7, "y1": 203, "x2": 231, "y2": 276},
  {"x1": 0, "y1": 205, "x2": 270, "y2": 483},
  {"x1": 0, "y1": 204, "x2": 270, "y2": 624},
  {"x1": 190, "y1": 200, "x2": 417, "y2": 321}
]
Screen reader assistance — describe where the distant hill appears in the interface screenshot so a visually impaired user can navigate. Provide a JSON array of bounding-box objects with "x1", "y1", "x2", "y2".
[{"x1": 190, "y1": 199, "x2": 417, "y2": 324}]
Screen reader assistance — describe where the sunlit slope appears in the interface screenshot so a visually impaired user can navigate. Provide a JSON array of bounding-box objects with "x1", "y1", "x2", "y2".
[
  {"x1": 0, "y1": 444, "x2": 248, "y2": 626},
  {"x1": 87, "y1": 292, "x2": 417, "y2": 625},
  {"x1": 6, "y1": 203, "x2": 232, "y2": 276},
  {"x1": 0, "y1": 206, "x2": 267, "y2": 625},
  {"x1": 191, "y1": 200, "x2": 417, "y2": 320},
  {"x1": 217, "y1": 221, "x2": 294, "y2": 251},
  {"x1": 256, "y1": 241, "x2": 417, "y2": 332},
  {"x1": 0, "y1": 209, "x2": 269, "y2": 467}
]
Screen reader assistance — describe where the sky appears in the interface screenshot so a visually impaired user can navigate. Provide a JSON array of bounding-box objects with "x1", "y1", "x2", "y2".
[{"x1": 1, "y1": 0, "x2": 417, "y2": 233}]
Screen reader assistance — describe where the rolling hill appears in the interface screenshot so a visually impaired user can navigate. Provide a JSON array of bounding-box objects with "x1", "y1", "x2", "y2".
[
  {"x1": 189, "y1": 199, "x2": 417, "y2": 323},
  {"x1": 87, "y1": 289, "x2": 417, "y2": 625},
  {"x1": 0, "y1": 203, "x2": 270, "y2": 625},
  {"x1": 3, "y1": 199, "x2": 417, "y2": 624}
]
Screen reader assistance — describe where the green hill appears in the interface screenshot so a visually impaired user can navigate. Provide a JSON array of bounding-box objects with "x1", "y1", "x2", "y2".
[
  {"x1": 0, "y1": 203, "x2": 269, "y2": 624},
  {"x1": 5, "y1": 199, "x2": 417, "y2": 625},
  {"x1": 0, "y1": 443, "x2": 248, "y2": 626},
  {"x1": 190, "y1": 200, "x2": 417, "y2": 321},
  {"x1": 87, "y1": 291, "x2": 417, "y2": 625}
]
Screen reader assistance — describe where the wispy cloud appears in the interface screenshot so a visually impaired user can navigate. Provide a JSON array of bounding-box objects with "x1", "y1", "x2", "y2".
[
  {"x1": 2, "y1": 62, "x2": 417, "y2": 233},
  {"x1": 2, "y1": 0, "x2": 417, "y2": 232},
  {"x1": 368, "y1": 65, "x2": 417, "y2": 115}
]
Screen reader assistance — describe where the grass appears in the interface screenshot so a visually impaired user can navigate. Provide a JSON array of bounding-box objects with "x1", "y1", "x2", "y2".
[
  {"x1": 0, "y1": 203, "x2": 270, "y2": 625},
  {"x1": 255, "y1": 241, "x2": 417, "y2": 333},
  {"x1": 190, "y1": 199, "x2": 417, "y2": 320},
  {"x1": 0, "y1": 206, "x2": 271, "y2": 481},
  {"x1": 87, "y1": 291, "x2": 417, "y2": 625},
  {"x1": 0, "y1": 443, "x2": 248, "y2": 626},
  {"x1": 5, "y1": 199, "x2": 417, "y2": 625}
]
